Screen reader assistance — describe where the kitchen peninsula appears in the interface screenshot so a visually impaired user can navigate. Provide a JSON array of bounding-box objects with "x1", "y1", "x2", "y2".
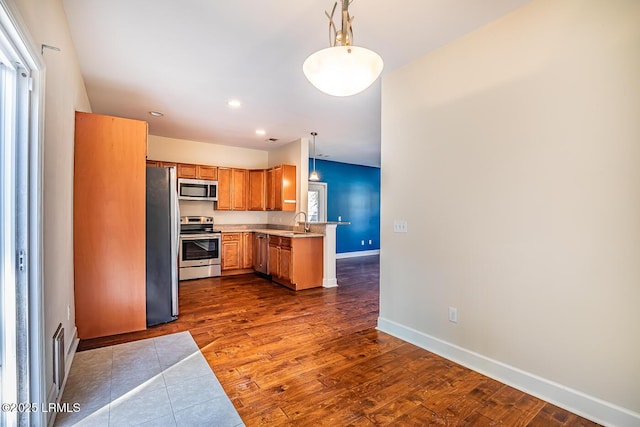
[
  {"x1": 213, "y1": 222, "x2": 344, "y2": 290},
  {"x1": 217, "y1": 226, "x2": 323, "y2": 290}
]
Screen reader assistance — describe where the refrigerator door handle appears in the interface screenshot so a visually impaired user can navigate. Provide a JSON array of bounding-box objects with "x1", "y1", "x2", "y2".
[
  {"x1": 169, "y1": 166, "x2": 180, "y2": 317},
  {"x1": 175, "y1": 194, "x2": 181, "y2": 252}
]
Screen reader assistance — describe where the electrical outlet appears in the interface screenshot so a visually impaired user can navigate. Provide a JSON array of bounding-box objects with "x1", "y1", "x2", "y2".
[
  {"x1": 361, "y1": 240, "x2": 365, "y2": 245},
  {"x1": 393, "y1": 220, "x2": 408, "y2": 233},
  {"x1": 368, "y1": 240, "x2": 372, "y2": 245},
  {"x1": 338, "y1": 216, "x2": 342, "y2": 222},
  {"x1": 448, "y1": 307, "x2": 458, "y2": 323}
]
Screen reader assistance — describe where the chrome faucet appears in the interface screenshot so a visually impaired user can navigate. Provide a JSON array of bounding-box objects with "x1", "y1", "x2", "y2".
[{"x1": 293, "y1": 211, "x2": 310, "y2": 232}]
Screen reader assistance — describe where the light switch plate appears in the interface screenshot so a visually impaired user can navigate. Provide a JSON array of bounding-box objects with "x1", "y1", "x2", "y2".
[
  {"x1": 449, "y1": 307, "x2": 458, "y2": 323},
  {"x1": 393, "y1": 220, "x2": 408, "y2": 233}
]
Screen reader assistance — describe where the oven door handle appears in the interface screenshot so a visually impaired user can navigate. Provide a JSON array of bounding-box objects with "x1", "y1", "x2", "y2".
[{"x1": 179, "y1": 234, "x2": 221, "y2": 241}]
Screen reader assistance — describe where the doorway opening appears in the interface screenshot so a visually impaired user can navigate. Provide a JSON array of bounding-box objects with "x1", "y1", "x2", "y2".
[{"x1": 308, "y1": 182, "x2": 327, "y2": 222}]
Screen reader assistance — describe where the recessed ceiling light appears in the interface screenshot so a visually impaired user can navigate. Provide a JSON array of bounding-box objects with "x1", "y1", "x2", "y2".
[
  {"x1": 255, "y1": 129, "x2": 266, "y2": 136},
  {"x1": 227, "y1": 99, "x2": 241, "y2": 108},
  {"x1": 149, "y1": 111, "x2": 164, "y2": 117}
]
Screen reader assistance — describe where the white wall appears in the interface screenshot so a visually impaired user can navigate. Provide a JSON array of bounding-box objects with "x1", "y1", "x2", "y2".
[
  {"x1": 12, "y1": 0, "x2": 91, "y2": 404},
  {"x1": 380, "y1": 0, "x2": 640, "y2": 424},
  {"x1": 267, "y1": 138, "x2": 309, "y2": 226},
  {"x1": 149, "y1": 134, "x2": 268, "y2": 169}
]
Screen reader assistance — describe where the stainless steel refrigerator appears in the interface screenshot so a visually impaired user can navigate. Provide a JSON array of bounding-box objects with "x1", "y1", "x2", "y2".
[{"x1": 146, "y1": 166, "x2": 179, "y2": 326}]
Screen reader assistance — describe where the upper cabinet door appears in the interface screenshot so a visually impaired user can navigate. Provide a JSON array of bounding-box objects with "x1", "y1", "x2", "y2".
[
  {"x1": 281, "y1": 164, "x2": 296, "y2": 212},
  {"x1": 217, "y1": 167, "x2": 232, "y2": 210},
  {"x1": 177, "y1": 163, "x2": 197, "y2": 179},
  {"x1": 197, "y1": 165, "x2": 218, "y2": 180},
  {"x1": 273, "y1": 166, "x2": 283, "y2": 211},
  {"x1": 248, "y1": 169, "x2": 266, "y2": 211},
  {"x1": 264, "y1": 165, "x2": 296, "y2": 211},
  {"x1": 231, "y1": 169, "x2": 248, "y2": 210},
  {"x1": 216, "y1": 167, "x2": 248, "y2": 211},
  {"x1": 156, "y1": 160, "x2": 295, "y2": 212},
  {"x1": 266, "y1": 168, "x2": 275, "y2": 210}
]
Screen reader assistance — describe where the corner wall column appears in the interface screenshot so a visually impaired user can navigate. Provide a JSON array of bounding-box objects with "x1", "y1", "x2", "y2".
[{"x1": 322, "y1": 224, "x2": 338, "y2": 287}]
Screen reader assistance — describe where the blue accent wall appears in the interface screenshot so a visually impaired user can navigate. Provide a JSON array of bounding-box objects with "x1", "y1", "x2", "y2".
[{"x1": 309, "y1": 159, "x2": 380, "y2": 254}]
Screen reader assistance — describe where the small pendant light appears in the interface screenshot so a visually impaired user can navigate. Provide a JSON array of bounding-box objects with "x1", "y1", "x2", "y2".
[{"x1": 309, "y1": 132, "x2": 320, "y2": 181}]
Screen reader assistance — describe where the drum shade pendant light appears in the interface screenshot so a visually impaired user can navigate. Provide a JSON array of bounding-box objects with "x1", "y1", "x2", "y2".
[
  {"x1": 309, "y1": 132, "x2": 320, "y2": 181},
  {"x1": 303, "y1": 0, "x2": 384, "y2": 97}
]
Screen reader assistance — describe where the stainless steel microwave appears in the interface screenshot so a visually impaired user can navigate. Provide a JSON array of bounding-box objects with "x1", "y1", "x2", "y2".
[{"x1": 178, "y1": 178, "x2": 218, "y2": 201}]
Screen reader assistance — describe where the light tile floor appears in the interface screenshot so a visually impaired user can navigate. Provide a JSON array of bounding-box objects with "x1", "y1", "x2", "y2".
[{"x1": 54, "y1": 332, "x2": 244, "y2": 427}]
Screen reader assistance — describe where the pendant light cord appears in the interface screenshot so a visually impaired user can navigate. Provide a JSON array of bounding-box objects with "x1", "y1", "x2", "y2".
[
  {"x1": 311, "y1": 132, "x2": 317, "y2": 172},
  {"x1": 310, "y1": 132, "x2": 319, "y2": 181}
]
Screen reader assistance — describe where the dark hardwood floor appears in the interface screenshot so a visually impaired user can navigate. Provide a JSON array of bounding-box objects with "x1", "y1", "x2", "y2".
[{"x1": 79, "y1": 256, "x2": 598, "y2": 426}]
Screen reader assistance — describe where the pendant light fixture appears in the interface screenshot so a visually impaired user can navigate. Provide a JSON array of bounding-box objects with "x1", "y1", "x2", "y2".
[
  {"x1": 303, "y1": 0, "x2": 384, "y2": 97},
  {"x1": 309, "y1": 132, "x2": 320, "y2": 181}
]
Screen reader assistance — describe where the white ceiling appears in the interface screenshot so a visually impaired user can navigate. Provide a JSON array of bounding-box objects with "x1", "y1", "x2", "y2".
[{"x1": 62, "y1": 0, "x2": 531, "y2": 167}]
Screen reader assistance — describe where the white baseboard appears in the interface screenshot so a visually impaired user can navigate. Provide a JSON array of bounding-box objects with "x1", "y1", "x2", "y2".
[
  {"x1": 377, "y1": 317, "x2": 639, "y2": 427},
  {"x1": 64, "y1": 327, "x2": 79, "y2": 385},
  {"x1": 323, "y1": 278, "x2": 338, "y2": 288},
  {"x1": 335, "y1": 249, "x2": 380, "y2": 259}
]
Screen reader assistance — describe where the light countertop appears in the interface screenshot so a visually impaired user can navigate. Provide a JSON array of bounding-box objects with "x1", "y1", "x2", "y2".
[{"x1": 216, "y1": 228, "x2": 324, "y2": 239}]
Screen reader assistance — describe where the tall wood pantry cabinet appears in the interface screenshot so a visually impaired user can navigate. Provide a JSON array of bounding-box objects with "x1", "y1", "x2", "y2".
[{"x1": 73, "y1": 112, "x2": 148, "y2": 339}]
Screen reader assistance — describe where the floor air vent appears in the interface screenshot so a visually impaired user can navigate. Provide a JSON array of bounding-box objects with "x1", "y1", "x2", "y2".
[{"x1": 53, "y1": 324, "x2": 65, "y2": 390}]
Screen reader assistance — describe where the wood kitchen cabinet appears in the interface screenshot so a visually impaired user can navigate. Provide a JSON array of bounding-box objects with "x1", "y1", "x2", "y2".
[
  {"x1": 197, "y1": 165, "x2": 217, "y2": 180},
  {"x1": 217, "y1": 167, "x2": 248, "y2": 210},
  {"x1": 150, "y1": 161, "x2": 295, "y2": 211},
  {"x1": 147, "y1": 160, "x2": 218, "y2": 181},
  {"x1": 222, "y1": 233, "x2": 241, "y2": 270},
  {"x1": 242, "y1": 232, "x2": 253, "y2": 269},
  {"x1": 268, "y1": 167, "x2": 282, "y2": 210},
  {"x1": 266, "y1": 165, "x2": 296, "y2": 211},
  {"x1": 279, "y1": 244, "x2": 292, "y2": 284},
  {"x1": 266, "y1": 168, "x2": 275, "y2": 210},
  {"x1": 177, "y1": 163, "x2": 217, "y2": 180},
  {"x1": 233, "y1": 169, "x2": 248, "y2": 210},
  {"x1": 217, "y1": 167, "x2": 231, "y2": 209},
  {"x1": 177, "y1": 163, "x2": 198, "y2": 178},
  {"x1": 74, "y1": 112, "x2": 148, "y2": 339},
  {"x1": 281, "y1": 164, "x2": 297, "y2": 211},
  {"x1": 248, "y1": 169, "x2": 266, "y2": 211},
  {"x1": 269, "y1": 235, "x2": 323, "y2": 290},
  {"x1": 222, "y1": 231, "x2": 253, "y2": 272},
  {"x1": 146, "y1": 160, "x2": 177, "y2": 169},
  {"x1": 268, "y1": 238, "x2": 281, "y2": 281}
]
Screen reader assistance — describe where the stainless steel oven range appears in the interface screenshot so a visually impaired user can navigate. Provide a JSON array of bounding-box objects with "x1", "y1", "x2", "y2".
[{"x1": 179, "y1": 216, "x2": 221, "y2": 280}]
